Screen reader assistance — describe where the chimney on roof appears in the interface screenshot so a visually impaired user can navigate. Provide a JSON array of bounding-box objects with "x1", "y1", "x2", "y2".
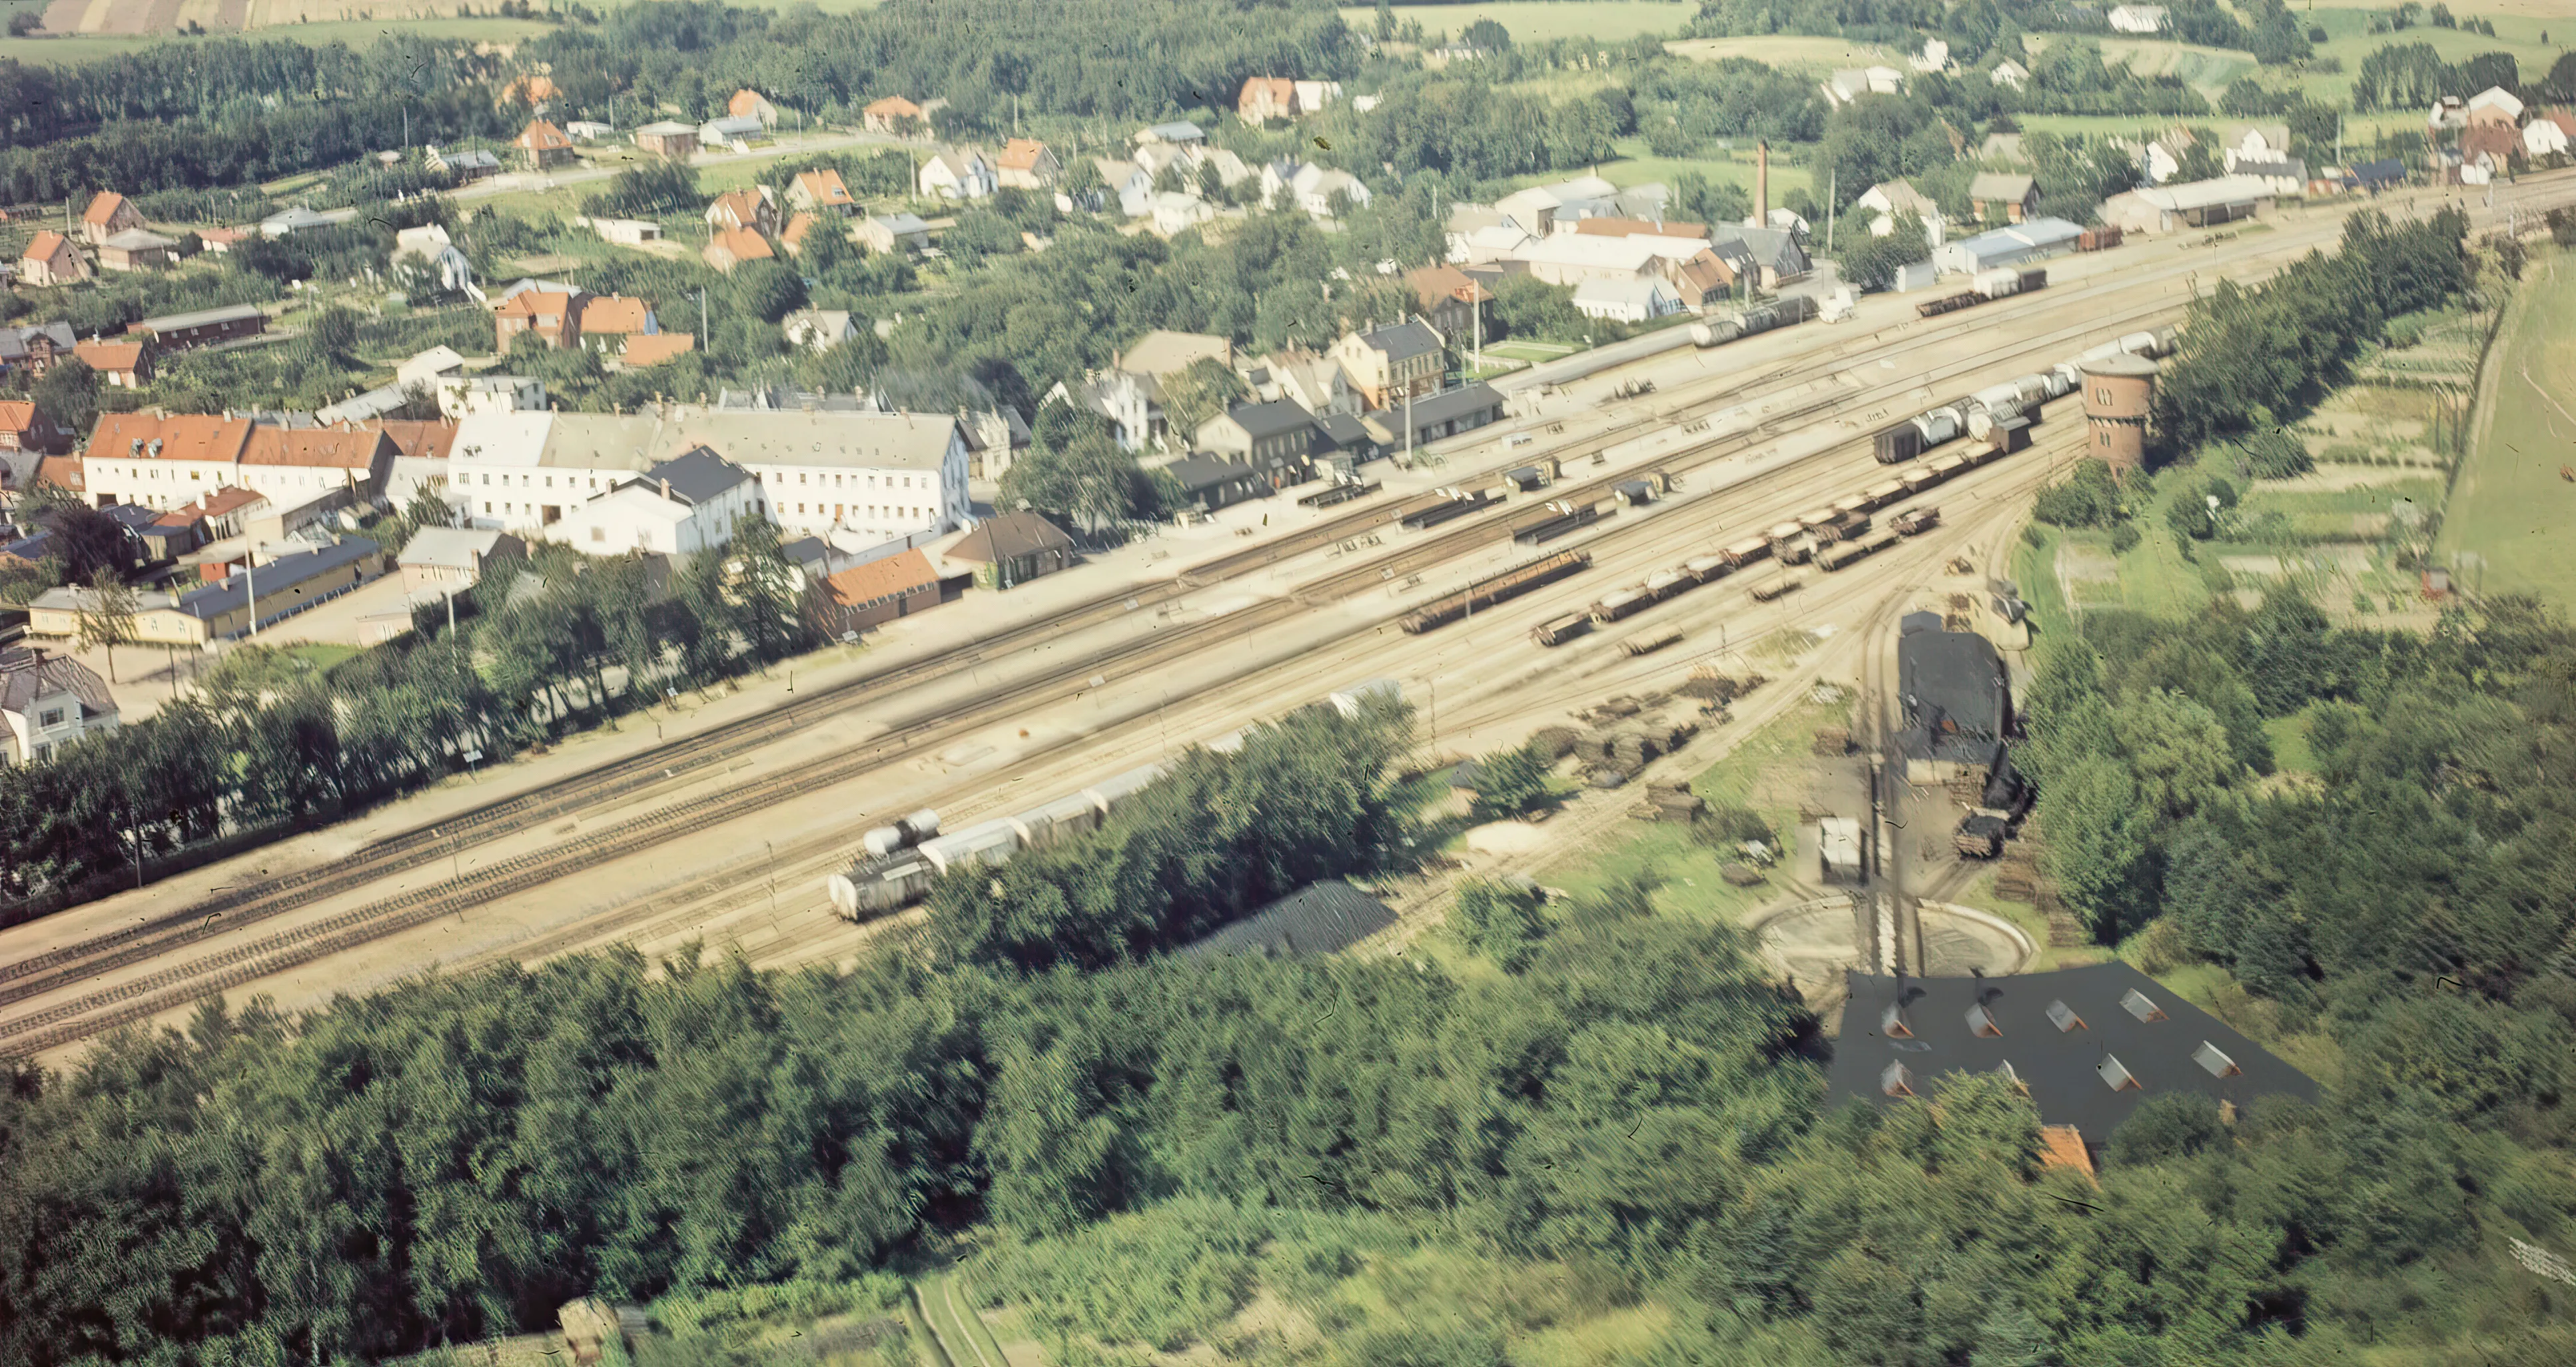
[{"x1": 1755, "y1": 140, "x2": 1769, "y2": 227}]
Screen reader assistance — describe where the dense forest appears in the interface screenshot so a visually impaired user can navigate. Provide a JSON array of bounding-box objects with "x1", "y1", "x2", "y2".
[{"x1": 7, "y1": 594, "x2": 2576, "y2": 1363}]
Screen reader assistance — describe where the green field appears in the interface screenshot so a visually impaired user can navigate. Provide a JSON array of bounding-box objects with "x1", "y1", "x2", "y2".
[
  {"x1": 1494, "y1": 138, "x2": 1818, "y2": 204},
  {"x1": 1341, "y1": 1, "x2": 1698, "y2": 45},
  {"x1": 0, "y1": 17, "x2": 552, "y2": 63},
  {"x1": 2435, "y1": 246, "x2": 2576, "y2": 611}
]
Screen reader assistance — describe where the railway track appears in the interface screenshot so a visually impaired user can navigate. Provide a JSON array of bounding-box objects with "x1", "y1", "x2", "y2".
[
  {"x1": 0, "y1": 420, "x2": 2090, "y2": 1053},
  {"x1": 0, "y1": 238, "x2": 2240, "y2": 1011},
  {"x1": 9, "y1": 180, "x2": 2563, "y2": 1049}
]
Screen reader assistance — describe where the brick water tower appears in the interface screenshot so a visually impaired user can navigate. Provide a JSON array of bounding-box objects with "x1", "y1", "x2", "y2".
[{"x1": 2080, "y1": 352, "x2": 2157, "y2": 475}]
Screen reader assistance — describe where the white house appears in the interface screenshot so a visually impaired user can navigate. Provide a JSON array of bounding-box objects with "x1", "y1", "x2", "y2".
[
  {"x1": 2108, "y1": 5, "x2": 2168, "y2": 33},
  {"x1": 397, "y1": 346, "x2": 468, "y2": 388},
  {"x1": 1571, "y1": 277, "x2": 1683, "y2": 323},
  {"x1": 450, "y1": 408, "x2": 969, "y2": 556},
  {"x1": 784, "y1": 309, "x2": 861, "y2": 351},
  {"x1": 1, "y1": 649, "x2": 117, "y2": 766},
  {"x1": 2219, "y1": 123, "x2": 2293, "y2": 172},
  {"x1": 1150, "y1": 191, "x2": 1216, "y2": 237},
  {"x1": 919, "y1": 149, "x2": 997, "y2": 199},
  {"x1": 1261, "y1": 161, "x2": 1374, "y2": 217},
  {"x1": 1516, "y1": 232, "x2": 1705, "y2": 288},
  {"x1": 259, "y1": 205, "x2": 359, "y2": 238},
  {"x1": 1494, "y1": 174, "x2": 1619, "y2": 237},
  {"x1": 566, "y1": 120, "x2": 615, "y2": 141},
  {"x1": 698, "y1": 113, "x2": 766, "y2": 152},
  {"x1": 590, "y1": 217, "x2": 664, "y2": 246},
  {"x1": 1856, "y1": 181, "x2": 1944, "y2": 244},
  {"x1": 1909, "y1": 38, "x2": 1951, "y2": 74},
  {"x1": 1134, "y1": 121, "x2": 1206, "y2": 148},
  {"x1": 1990, "y1": 59, "x2": 2029, "y2": 91},
  {"x1": 2467, "y1": 86, "x2": 2525, "y2": 125},
  {"x1": 439, "y1": 375, "x2": 548, "y2": 419},
  {"x1": 1092, "y1": 159, "x2": 1156, "y2": 217},
  {"x1": 2525, "y1": 116, "x2": 2573, "y2": 159},
  {"x1": 1821, "y1": 67, "x2": 1906, "y2": 106},
  {"x1": 1450, "y1": 223, "x2": 1536, "y2": 264},
  {"x1": 392, "y1": 224, "x2": 477, "y2": 298},
  {"x1": 548, "y1": 447, "x2": 762, "y2": 558}
]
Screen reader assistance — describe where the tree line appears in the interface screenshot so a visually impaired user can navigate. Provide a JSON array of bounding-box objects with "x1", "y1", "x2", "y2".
[
  {"x1": 2154, "y1": 208, "x2": 2471, "y2": 453},
  {"x1": 0, "y1": 520, "x2": 814, "y2": 911},
  {"x1": 18, "y1": 604, "x2": 2576, "y2": 1365},
  {"x1": 2350, "y1": 41, "x2": 2523, "y2": 113}
]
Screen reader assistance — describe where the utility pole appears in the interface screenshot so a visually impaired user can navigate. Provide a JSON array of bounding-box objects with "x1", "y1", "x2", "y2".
[
  {"x1": 1826, "y1": 169, "x2": 1836, "y2": 252},
  {"x1": 244, "y1": 562, "x2": 258, "y2": 638},
  {"x1": 697, "y1": 287, "x2": 709, "y2": 342}
]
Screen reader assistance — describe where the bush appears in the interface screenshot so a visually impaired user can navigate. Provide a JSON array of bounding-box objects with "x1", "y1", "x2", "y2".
[
  {"x1": 1453, "y1": 877, "x2": 1551, "y2": 971},
  {"x1": 2032, "y1": 460, "x2": 2126, "y2": 529},
  {"x1": 1691, "y1": 805, "x2": 1773, "y2": 849},
  {"x1": 2235, "y1": 428, "x2": 2314, "y2": 480},
  {"x1": 2110, "y1": 520, "x2": 2142, "y2": 553},
  {"x1": 1470, "y1": 741, "x2": 1553, "y2": 820}
]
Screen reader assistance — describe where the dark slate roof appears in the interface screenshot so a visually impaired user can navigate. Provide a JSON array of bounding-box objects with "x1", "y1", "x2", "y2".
[
  {"x1": 1, "y1": 528, "x2": 55, "y2": 562},
  {"x1": 176, "y1": 538, "x2": 379, "y2": 622},
  {"x1": 2352, "y1": 158, "x2": 2406, "y2": 187},
  {"x1": 1895, "y1": 624, "x2": 2008, "y2": 764},
  {"x1": 1315, "y1": 411, "x2": 1374, "y2": 450},
  {"x1": 0, "y1": 648, "x2": 115, "y2": 719},
  {"x1": 642, "y1": 446, "x2": 753, "y2": 506},
  {"x1": 1225, "y1": 399, "x2": 1324, "y2": 442},
  {"x1": 1355, "y1": 318, "x2": 1443, "y2": 364},
  {"x1": 1167, "y1": 454, "x2": 1266, "y2": 495},
  {"x1": 1402, "y1": 382, "x2": 1504, "y2": 428},
  {"x1": 949, "y1": 510, "x2": 1073, "y2": 563},
  {"x1": 1827, "y1": 962, "x2": 2321, "y2": 1142},
  {"x1": 1182, "y1": 879, "x2": 1399, "y2": 959},
  {"x1": 104, "y1": 504, "x2": 162, "y2": 532}
]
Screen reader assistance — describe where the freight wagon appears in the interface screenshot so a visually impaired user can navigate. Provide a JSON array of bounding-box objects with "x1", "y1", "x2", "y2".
[
  {"x1": 1891, "y1": 506, "x2": 1940, "y2": 535},
  {"x1": 1747, "y1": 576, "x2": 1803, "y2": 602},
  {"x1": 1817, "y1": 530, "x2": 1901, "y2": 572},
  {"x1": 1511, "y1": 498, "x2": 1609, "y2": 546},
  {"x1": 1874, "y1": 423, "x2": 1923, "y2": 464},
  {"x1": 1720, "y1": 536, "x2": 1773, "y2": 569},
  {"x1": 1591, "y1": 588, "x2": 1655, "y2": 624},
  {"x1": 1531, "y1": 612, "x2": 1593, "y2": 648},
  {"x1": 1398, "y1": 488, "x2": 1497, "y2": 530},
  {"x1": 1398, "y1": 548, "x2": 1591, "y2": 634},
  {"x1": 1621, "y1": 627, "x2": 1683, "y2": 658}
]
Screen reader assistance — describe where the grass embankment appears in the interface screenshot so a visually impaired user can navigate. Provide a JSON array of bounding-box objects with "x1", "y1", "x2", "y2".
[{"x1": 2436, "y1": 246, "x2": 2576, "y2": 612}]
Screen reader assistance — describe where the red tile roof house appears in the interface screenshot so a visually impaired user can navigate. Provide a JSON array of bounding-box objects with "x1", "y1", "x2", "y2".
[
  {"x1": 704, "y1": 187, "x2": 780, "y2": 237},
  {"x1": 79, "y1": 191, "x2": 143, "y2": 246},
  {"x1": 494, "y1": 285, "x2": 589, "y2": 350},
  {"x1": 703, "y1": 228, "x2": 774, "y2": 273},
  {"x1": 863, "y1": 96, "x2": 925, "y2": 135},
  {"x1": 19, "y1": 231, "x2": 87, "y2": 288},
  {"x1": 788, "y1": 169, "x2": 858, "y2": 216},
  {"x1": 0, "y1": 400, "x2": 70, "y2": 455},
  {"x1": 73, "y1": 339, "x2": 150, "y2": 387},
  {"x1": 517, "y1": 118, "x2": 578, "y2": 171},
  {"x1": 575, "y1": 294, "x2": 658, "y2": 356}
]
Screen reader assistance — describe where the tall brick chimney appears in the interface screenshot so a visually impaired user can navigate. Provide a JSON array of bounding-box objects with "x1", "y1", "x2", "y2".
[{"x1": 1755, "y1": 141, "x2": 1769, "y2": 227}]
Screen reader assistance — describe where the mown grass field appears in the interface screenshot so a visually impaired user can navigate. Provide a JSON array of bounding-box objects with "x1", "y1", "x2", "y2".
[
  {"x1": 2435, "y1": 245, "x2": 2576, "y2": 611},
  {"x1": 1664, "y1": 32, "x2": 1902, "y2": 69},
  {"x1": 1341, "y1": 1, "x2": 1697, "y2": 45},
  {"x1": 2022, "y1": 32, "x2": 2256, "y2": 97}
]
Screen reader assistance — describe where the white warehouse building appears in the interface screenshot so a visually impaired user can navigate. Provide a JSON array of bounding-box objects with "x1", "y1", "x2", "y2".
[
  {"x1": 1931, "y1": 216, "x2": 2084, "y2": 276},
  {"x1": 448, "y1": 408, "x2": 969, "y2": 558}
]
